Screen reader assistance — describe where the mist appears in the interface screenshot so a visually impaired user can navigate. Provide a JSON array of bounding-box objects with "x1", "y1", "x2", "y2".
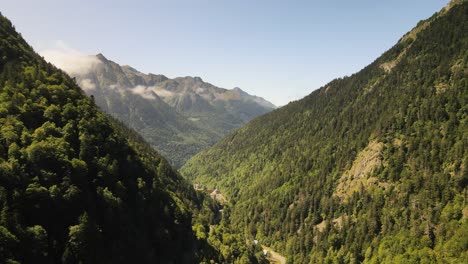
[{"x1": 40, "y1": 40, "x2": 101, "y2": 76}]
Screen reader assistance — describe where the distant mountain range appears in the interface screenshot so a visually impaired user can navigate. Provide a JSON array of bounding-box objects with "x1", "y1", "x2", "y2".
[
  {"x1": 68, "y1": 54, "x2": 275, "y2": 167},
  {"x1": 0, "y1": 13, "x2": 266, "y2": 263}
]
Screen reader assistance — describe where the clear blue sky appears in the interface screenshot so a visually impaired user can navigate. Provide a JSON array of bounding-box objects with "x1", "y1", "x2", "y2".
[{"x1": 1, "y1": 0, "x2": 449, "y2": 106}]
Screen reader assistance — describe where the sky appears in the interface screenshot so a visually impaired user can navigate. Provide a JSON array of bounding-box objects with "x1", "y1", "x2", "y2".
[{"x1": 1, "y1": 0, "x2": 450, "y2": 106}]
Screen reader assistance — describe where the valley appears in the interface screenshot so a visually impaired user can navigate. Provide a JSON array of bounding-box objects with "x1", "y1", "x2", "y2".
[
  {"x1": 48, "y1": 53, "x2": 275, "y2": 167},
  {"x1": 0, "y1": 0, "x2": 466, "y2": 263}
]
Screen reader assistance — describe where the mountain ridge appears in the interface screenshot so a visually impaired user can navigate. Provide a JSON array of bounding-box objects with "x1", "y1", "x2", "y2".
[
  {"x1": 0, "y1": 13, "x2": 268, "y2": 263},
  {"x1": 56, "y1": 53, "x2": 275, "y2": 167},
  {"x1": 182, "y1": 1, "x2": 468, "y2": 262},
  {"x1": 0, "y1": 14, "x2": 200, "y2": 263}
]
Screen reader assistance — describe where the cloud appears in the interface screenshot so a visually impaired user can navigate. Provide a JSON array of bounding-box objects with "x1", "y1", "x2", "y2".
[
  {"x1": 153, "y1": 88, "x2": 175, "y2": 98},
  {"x1": 79, "y1": 78, "x2": 96, "y2": 91},
  {"x1": 40, "y1": 40, "x2": 101, "y2": 76},
  {"x1": 130, "y1": 85, "x2": 157, "y2": 100}
]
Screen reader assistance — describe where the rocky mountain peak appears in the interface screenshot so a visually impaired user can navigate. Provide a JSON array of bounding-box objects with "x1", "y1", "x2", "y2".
[{"x1": 96, "y1": 53, "x2": 108, "y2": 61}]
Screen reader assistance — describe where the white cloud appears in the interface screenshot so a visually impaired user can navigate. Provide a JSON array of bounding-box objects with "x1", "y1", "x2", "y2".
[
  {"x1": 39, "y1": 40, "x2": 101, "y2": 76},
  {"x1": 153, "y1": 88, "x2": 175, "y2": 97},
  {"x1": 130, "y1": 85, "x2": 157, "y2": 100},
  {"x1": 78, "y1": 78, "x2": 96, "y2": 91}
]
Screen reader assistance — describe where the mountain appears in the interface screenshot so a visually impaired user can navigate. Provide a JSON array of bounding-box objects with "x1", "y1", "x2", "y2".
[
  {"x1": 182, "y1": 1, "x2": 468, "y2": 263},
  {"x1": 62, "y1": 55, "x2": 275, "y2": 167},
  {"x1": 0, "y1": 13, "x2": 197, "y2": 263},
  {"x1": 0, "y1": 13, "x2": 264, "y2": 263},
  {"x1": 153, "y1": 76, "x2": 276, "y2": 134}
]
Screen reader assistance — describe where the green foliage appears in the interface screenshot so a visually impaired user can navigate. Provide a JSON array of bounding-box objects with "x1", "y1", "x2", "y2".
[
  {"x1": 62, "y1": 213, "x2": 102, "y2": 263},
  {"x1": 0, "y1": 226, "x2": 18, "y2": 261},
  {"x1": 183, "y1": 2, "x2": 468, "y2": 263},
  {"x1": 190, "y1": 192, "x2": 267, "y2": 264},
  {"x1": 0, "y1": 13, "x2": 229, "y2": 263},
  {"x1": 24, "y1": 225, "x2": 48, "y2": 262}
]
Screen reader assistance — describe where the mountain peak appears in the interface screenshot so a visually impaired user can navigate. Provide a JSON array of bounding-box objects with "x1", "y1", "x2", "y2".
[
  {"x1": 172, "y1": 76, "x2": 206, "y2": 85},
  {"x1": 0, "y1": 13, "x2": 215, "y2": 263},
  {"x1": 173, "y1": 76, "x2": 205, "y2": 83},
  {"x1": 96, "y1": 53, "x2": 108, "y2": 61},
  {"x1": 232, "y1": 87, "x2": 248, "y2": 96}
]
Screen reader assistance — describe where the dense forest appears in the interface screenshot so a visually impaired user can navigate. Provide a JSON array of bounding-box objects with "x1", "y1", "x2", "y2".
[
  {"x1": 0, "y1": 13, "x2": 265, "y2": 263},
  {"x1": 183, "y1": 1, "x2": 468, "y2": 263}
]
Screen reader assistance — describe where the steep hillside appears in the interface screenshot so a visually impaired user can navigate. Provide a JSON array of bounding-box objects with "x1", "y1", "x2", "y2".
[
  {"x1": 0, "y1": 14, "x2": 264, "y2": 263},
  {"x1": 183, "y1": 1, "x2": 468, "y2": 263},
  {"x1": 54, "y1": 54, "x2": 275, "y2": 167}
]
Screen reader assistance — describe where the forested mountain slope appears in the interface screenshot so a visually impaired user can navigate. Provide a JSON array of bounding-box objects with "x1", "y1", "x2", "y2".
[
  {"x1": 58, "y1": 54, "x2": 275, "y2": 167},
  {"x1": 0, "y1": 13, "x2": 199, "y2": 263},
  {"x1": 182, "y1": 1, "x2": 468, "y2": 262},
  {"x1": 0, "y1": 13, "x2": 264, "y2": 263}
]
